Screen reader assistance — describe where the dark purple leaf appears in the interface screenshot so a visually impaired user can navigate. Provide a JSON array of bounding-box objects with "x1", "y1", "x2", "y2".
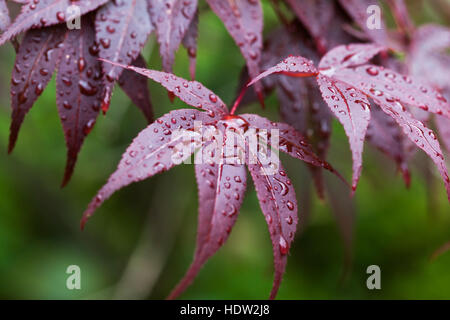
[
  {"x1": 8, "y1": 25, "x2": 66, "y2": 153},
  {"x1": 95, "y1": 0, "x2": 153, "y2": 112},
  {"x1": 148, "y1": 0, "x2": 198, "y2": 73},
  {"x1": 333, "y1": 65, "x2": 450, "y2": 118},
  {"x1": 247, "y1": 157, "x2": 297, "y2": 299},
  {"x1": 82, "y1": 108, "x2": 220, "y2": 228},
  {"x1": 84, "y1": 59, "x2": 346, "y2": 300},
  {"x1": 206, "y1": 0, "x2": 264, "y2": 97},
  {"x1": 247, "y1": 56, "x2": 318, "y2": 87},
  {"x1": 168, "y1": 146, "x2": 247, "y2": 299},
  {"x1": 56, "y1": 15, "x2": 104, "y2": 187},
  {"x1": 118, "y1": 55, "x2": 153, "y2": 123},
  {"x1": 318, "y1": 43, "x2": 385, "y2": 70},
  {"x1": 374, "y1": 98, "x2": 450, "y2": 201},
  {"x1": 98, "y1": 59, "x2": 228, "y2": 115},
  {"x1": 317, "y1": 74, "x2": 371, "y2": 190},
  {"x1": 182, "y1": 9, "x2": 198, "y2": 80},
  {"x1": 0, "y1": 0, "x2": 109, "y2": 46},
  {"x1": 240, "y1": 113, "x2": 337, "y2": 173}
]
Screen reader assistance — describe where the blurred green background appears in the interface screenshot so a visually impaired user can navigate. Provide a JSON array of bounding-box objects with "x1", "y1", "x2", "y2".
[{"x1": 0, "y1": 1, "x2": 450, "y2": 299}]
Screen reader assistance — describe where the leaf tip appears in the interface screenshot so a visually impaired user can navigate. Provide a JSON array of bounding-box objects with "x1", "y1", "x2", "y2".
[
  {"x1": 168, "y1": 91, "x2": 175, "y2": 103},
  {"x1": 80, "y1": 215, "x2": 89, "y2": 231},
  {"x1": 7, "y1": 142, "x2": 14, "y2": 155},
  {"x1": 101, "y1": 88, "x2": 111, "y2": 115}
]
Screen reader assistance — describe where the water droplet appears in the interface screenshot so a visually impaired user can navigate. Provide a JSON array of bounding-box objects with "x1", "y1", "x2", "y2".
[
  {"x1": 129, "y1": 150, "x2": 137, "y2": 158},
  {"x1": 78, "y1": 80, "x2": 98, "y2": 96},
  {"x1": 83, "y1": 119, "x2": 96, "y2": 135},
  {"x1": 100, "y1": 38, "x2": 111, "y2": 49},
  {"x1": 279, "y1": 236, "x2": 288, "y2": 255},
  {"x1": 39, "y1": 68, "x2": 49, "y2": 76},
  {"x1": 209, "y1": 94, "x2": 217, "y2": 103},
  {"x1": 63, "y1": 101, "x2": 72, "y2": 110},
  {"x1": 56, "y1": 11, "x2": 65, "y2": 22},
  {"x1": 286, "y1": 201, "x2": 294, "y2": 210},
  {"x1": 78, "y1": 58, "x2": 86, "y2": 72},
  {"x1": 286, "y1": 216, "x2": 293, "y2": 225},
  {"x1": 366, "y1": 66, "x2": 379, "y2": 76},
  {"x1": 35, "y1": 83, "x2": 43, "y2": 95},
  {"x1": 369, "y1": 88, "x2": 383, "y2": 96}
]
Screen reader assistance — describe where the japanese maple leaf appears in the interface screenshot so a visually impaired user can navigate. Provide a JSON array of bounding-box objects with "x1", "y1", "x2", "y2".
[
  {"x1": 182, "y1": 9, "x2": 199, "y2": 80},
  {"x1": 81, "y1": 59, "x2": 345, "y2": 299},
  {"x1": 95, "y1": 0, "x2": 153, "y2": 112},
  {"x1": 8, "y1": 14, "x2": 107, "y2": 187},
  {"x1": 56, "y1": 14, "x2": 106, "y2": 186},
  {"x1": 408, "y1": 24, "x2": 450, "y2": 153},
  {"x1": 206, "y1": 0, "x2": 264, "y2": 100},
  {"x1": 0, "y1": 0, "x2": 109, "y2": 46},
  {"x1": 7, "y1": 10, "x2": 154, "y2": 185},
  {"x1": 248, "y1": 43, "x2": 450, "y2": 200},
  {"x1": 148, "y1": 0, "x2": 198, "y2": 74},
  {"x1": 8, "y1": 24, "x2": 66, "y2": 154}
]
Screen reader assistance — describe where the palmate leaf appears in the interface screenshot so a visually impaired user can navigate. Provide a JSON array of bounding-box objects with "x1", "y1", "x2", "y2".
[
  {"x1": 0, "y1": 0, "x2": 109, "y2": 46},
  {"x1": 82, "y1": 59, "x2": 344, "y2": 299},
  {"x1": 148, "y1": 0, "x2": 198, "y2": 74},
  {"x1": 248, "y1": 43, "x2": 450, "y2": 200},
  {"x1": 95, "y1": 0, "x2": 153, "y2": 112}
]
